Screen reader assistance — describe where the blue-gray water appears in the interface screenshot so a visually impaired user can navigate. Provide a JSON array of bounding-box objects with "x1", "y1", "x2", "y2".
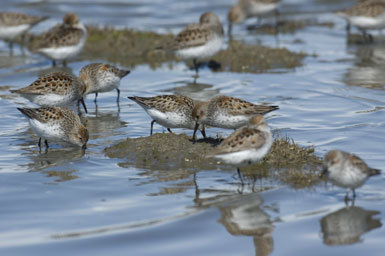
[{"x1": 1, "y1": 0, "x2": 385, "y2": 255}]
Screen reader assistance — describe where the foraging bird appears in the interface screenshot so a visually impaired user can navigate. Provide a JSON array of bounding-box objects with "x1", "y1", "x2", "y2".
[
  {"x1": 228, "y1": 0, "x2": 281, "y2": 35},
  {"x1": 80, "y1": 63, "x2": 130, "y2": 102},
  {"x1": 10, "y1": 72, "x2": 88, "y2": 113},
  {"x1": 31, "y1": 13, "x2": 87, "y2": 66},
  {"x1": 17, "y1": 106, "x2": 89, "y2": 150},
  {"x1": 322, "y1": 150, "x2": 381, "y2": 201},
  {"x1": 173, "y1": 12, "x2": 224, "y2": 76},
  {"x1": 207, "y1": 115, "x2": 272, "y2": 183},
  {"x1": 192, "y1": 95, "x2": 278, "y2": 141},
  {"x1": 128, "y1": 95, "x2": 206, "y2": 138},
  {"x1": 0, "y1": 12, "x2": 48, "y2": 54}
]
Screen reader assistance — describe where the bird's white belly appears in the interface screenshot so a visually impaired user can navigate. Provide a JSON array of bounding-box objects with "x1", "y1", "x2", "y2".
[
  {"x1": 329, "y1": 168, "x2": 367, "y2": 189},
  {"x1": 209, "y1": 113, "x2": 249, "y2": 129},
  {"x1": 0, "y1": 24, "x2": 30, "y2": 40},
  {"x1": 29, "y1": 119, "x2": 64, "y2": 142},
  {"x1": 349, "y1": 14, "x2": 385, "y2": 30},
  {"x1": 38, "y1": 37, "x2": 86, "y2": 60},
  {"x1": 249, "y1": 3, "x2": 279, "y2": 16},
  {"x1": 176, "y1": 36, "x2": 223, "y2": 60},
  {"x1": 90, "y1": 75, "x2": 120, "y2": 94},
  {"x1": 215, "y1": 136, "x2": 273, "y2": 165},
  {"x1": 23, "y1": 93, "x2": 76, "y2": 106},
  {"x1": 147, "y1": 109, "x2": 194, "y2": 129}
]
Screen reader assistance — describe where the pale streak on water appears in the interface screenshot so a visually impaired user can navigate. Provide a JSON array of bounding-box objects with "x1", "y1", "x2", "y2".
[{"x1": 1, "y1": 0, "x2": 385, "y2": 255}]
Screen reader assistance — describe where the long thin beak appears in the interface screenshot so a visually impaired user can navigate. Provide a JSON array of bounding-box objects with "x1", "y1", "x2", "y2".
[
  {"x1": 80, "y1": 98, "x2": 88, "y2": 113},
  {"x1": 192, "y1": 122, "x2": 199, "y2": 143}
]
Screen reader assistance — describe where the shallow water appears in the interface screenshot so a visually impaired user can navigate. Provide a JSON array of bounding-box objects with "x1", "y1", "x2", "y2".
[{"x1": 1, "y1": 0, "x2": 385, "y2": 255}]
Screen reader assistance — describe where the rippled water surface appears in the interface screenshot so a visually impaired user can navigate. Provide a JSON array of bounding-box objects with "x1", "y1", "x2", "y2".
[{"x1": 1, "y1": 0, "x2": 385, "y2": 255}]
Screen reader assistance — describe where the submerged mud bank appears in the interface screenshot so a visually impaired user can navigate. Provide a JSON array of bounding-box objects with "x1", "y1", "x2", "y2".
[{"x1": 104, "y1": 133, "x2": 322, "y2": 188}]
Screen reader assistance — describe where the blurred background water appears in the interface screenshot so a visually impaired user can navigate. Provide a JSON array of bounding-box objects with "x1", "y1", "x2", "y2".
[{"x1": 1, "y1": 0, "x2": 385, "y2": 255}]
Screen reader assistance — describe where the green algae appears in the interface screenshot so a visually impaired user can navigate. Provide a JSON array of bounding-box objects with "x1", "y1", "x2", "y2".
[{"x1": 104, "y1": 133, "x2": 322, "y2": 189}]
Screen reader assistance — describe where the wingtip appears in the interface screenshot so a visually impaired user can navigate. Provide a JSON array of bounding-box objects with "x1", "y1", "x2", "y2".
[{"x1": 370, "y1": 168, "x2": 381, "y2": 176}]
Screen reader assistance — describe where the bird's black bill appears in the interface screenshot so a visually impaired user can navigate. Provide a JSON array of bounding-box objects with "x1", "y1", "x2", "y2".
[{"x1": 80, "y1": 98, "x2": 88, "y2": 113}]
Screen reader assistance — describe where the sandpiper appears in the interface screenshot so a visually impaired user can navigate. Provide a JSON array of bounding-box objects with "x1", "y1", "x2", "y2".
[
  {"x1": 173, "y1": 12, "x2": 224, "y2": 75},
  {"x1": 192, "y1": 95, "x2": 278, "y2": 141},
  {"x1": 10, "y1": 72, "x2": 88, "y2": 113},
  {"x1": 80, "y1": 63, "x2": 130, "y2": 102},
  {"x1": 207, "y1": 115, "x2": 272, "y2": 182},
  {"x1": 0, "y1": 12, "x2": 48, "y2": 54},
  {"x1": 322, "y1": 150, "x2": 381, "y2": 201},
  {"x1": 228, "y1": 0, "x2": 281, "y2": 34},
  {"x1": 31, "y1": 13, "x2": 87, "y2": 66},
  {"x1": 336, "y1": 0, "x2": 385, "y2": 42},
  {"x1": 17, "y1": 106, "x2": 89, "y2": 150},
  {"x1": 128, "y1": 95, "x2": 206, "y2": 138}
]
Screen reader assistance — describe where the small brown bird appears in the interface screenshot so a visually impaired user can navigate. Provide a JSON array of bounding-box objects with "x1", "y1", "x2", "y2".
[
  {"x1": 10, "y1": 72, "x2": 88, "y2": 113},
  {"x1": 0, "y1": 12, "x2": 48, "y2": 53},
  {"x1": 322, "y1": 150, "x2": 381, "y2": 201},
  {"x1": 192, "y1": 95, "x2": 278, "y2": 141},
  {"x1": 80, "y1": 63, "x2": 130, "y2": 102},
  {"x1": 128, "y1": 95, "x2": 206, "y2": 138},
  {"x1": 17, "y1": 106, "x2": 89, "y2": 150}
]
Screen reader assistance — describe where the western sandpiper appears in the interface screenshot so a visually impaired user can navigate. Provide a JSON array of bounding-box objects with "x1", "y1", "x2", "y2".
[
  {"x1": 80, "y1": 63, "x2": 130, "y2": 102},
  {"x1": 228, "y1": 0, "x2": 281, "y2": 34},
  {"x1": 32, "y1": 13, "x2": 87, "y2": 66},
  {"x1": 17, "y1": 106, "x2": 89, "y2": 150},
  {"x1": 207, "y1": 115, "x2": 272, "y2": 182},
  {"x1": 337, "y1": 0, "x2": 385, "y2": 42},
  {"x1": 10, "y1": 72, "x2": 88, "y2": 113},
  {"x1": 322, "y1": 150, "x2": 381, "y2": 201},
  {"x1": 173, "y1": 12, "x2": 224, "y2": 75},
  {"x1": 192, "y1": 95, "x2": 278, "y2": 141},
  {"x1": 128, "y1": 95, "x2": 206, "y2": 138},
  {"x1": 0, "y1": 12, "x2": 48, "y2": 53}
]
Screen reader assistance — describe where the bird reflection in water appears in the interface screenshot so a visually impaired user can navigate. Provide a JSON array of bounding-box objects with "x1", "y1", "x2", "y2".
[
  {"x1": 320, "y1": 205, "x2": 381, "y2": 246},
  {"x1": 218, "y1": 193, "x2": 275, "y2": 256}
]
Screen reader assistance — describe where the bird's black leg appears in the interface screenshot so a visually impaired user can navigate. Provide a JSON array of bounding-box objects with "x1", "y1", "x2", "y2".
[
  {"x1": 193, "y1": 59, "x2": 199, "y2": 77},
  {"x1": 200, "y1": 126, "x2": 207, "y2": 139},
  {"x1": 9, "y1": 42, "x2": 13, "y2": 56},
  {"x1": 116, "y1": 88, "x2": 120, "y2": 102},
  {"x1": 192, "y1": 122, "x2": 199, "y2": 142},
  {"x1": 94, "y1": 92, "x2": 98, "y2": 103},
  {"x1": 150, "y1": 120, "x2": 156, "y2": 135}
]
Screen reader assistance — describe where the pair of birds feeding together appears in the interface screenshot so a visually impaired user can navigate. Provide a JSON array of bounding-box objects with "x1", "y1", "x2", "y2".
[{"x1": 12, "y1": 62, "x2": 130, "y2": 150}]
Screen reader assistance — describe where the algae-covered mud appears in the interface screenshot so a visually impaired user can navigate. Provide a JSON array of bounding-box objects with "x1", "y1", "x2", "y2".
[
  {"x1": 104, "y1": 133, "x2": 321, "y2": 189},
  {"x1": 23, "y1": 26, "x2": 304, "y2": 73}
]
